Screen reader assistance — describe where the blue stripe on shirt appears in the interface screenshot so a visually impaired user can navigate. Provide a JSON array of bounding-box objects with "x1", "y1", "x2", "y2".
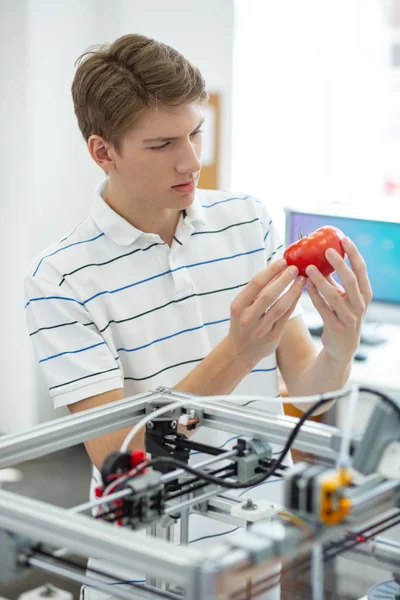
[
  {"x1": 202, "y1": 196, "x2": 250, "y2": 208},
  {"x1": 25, "y1": 295, "x2": 84, "y2": 309},
  {"x1": 202, "y1": 195, "x2": 263, "y2": 209},
  {"x1": 83, "y1": 247, "x2": 264, "y2": 305},
  {"x1": 25, "y1": 247, "x2": 264, "y2": 308},
  {"x1": 116, "y1": 318, "x2": 230, "y2": 354},
  {"x1": 32, "y1": 233, "x2": 105, "y2": 277},
  {"x1": 39, "y1": 341, "x2": 107, "y2": 363},
  {"x1": 263, "y1": 219, "x2": 273, "y2": 241}
]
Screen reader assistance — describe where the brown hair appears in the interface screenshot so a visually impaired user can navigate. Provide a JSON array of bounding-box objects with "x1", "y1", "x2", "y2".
[{"x1": 71, "y1": 33, "x2": 208, "y2": 152}]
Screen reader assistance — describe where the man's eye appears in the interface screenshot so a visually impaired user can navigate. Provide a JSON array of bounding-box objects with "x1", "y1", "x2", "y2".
[{"x1": 151, "y1": 142, "x2": 170, "y2": 150}]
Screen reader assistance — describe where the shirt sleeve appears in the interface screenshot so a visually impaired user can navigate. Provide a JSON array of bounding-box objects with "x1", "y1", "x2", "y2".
[
  {"x1": 256, "y1": 199, "x2": 303, "y2": 320},
  {"x1": 24, "y1": 274, "x2": 124, "y2": 408}
]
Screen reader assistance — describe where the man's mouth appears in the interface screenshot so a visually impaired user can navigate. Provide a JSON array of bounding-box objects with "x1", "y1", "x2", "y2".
[{"x1": 172, "y1": 180, "x2": 196, "y2": 193}]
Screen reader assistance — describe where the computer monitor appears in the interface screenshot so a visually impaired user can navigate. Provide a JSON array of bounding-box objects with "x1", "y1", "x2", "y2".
[{"x1": 284, "y1": 205, "x2": 400, "y2": 324}]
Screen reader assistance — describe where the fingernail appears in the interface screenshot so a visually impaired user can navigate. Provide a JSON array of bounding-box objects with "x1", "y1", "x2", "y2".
[
  {"x1": 306, "y1": 265, "x2": 316, "y2": 275},
  {"x1": 326, "y1": 248, "x2": 337, "y2": 259},
  {"x1": 277, "y1": 258, "x2": 287, "y2": 267},
  {"x1": 288, "y1": 266, "x2": 298, "y2": 276},
  {"x1": 297, "y1": 276, "x2": 306, "y2": 285},
  {"x1": 342, "y1": 237, "x2": 351, "y2": 247}
]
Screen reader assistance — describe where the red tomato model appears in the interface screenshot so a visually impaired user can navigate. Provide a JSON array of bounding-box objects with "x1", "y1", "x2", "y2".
[{"x1": 283, "y1": 226, "x2": 346, "y2": 277}]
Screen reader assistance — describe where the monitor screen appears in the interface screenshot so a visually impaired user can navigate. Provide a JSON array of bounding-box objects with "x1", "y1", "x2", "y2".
[{"x1": 285, "y1": 210, "x2": 400, "y2": 305}]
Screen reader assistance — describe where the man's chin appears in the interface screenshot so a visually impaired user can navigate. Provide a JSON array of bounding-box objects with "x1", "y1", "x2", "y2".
[{"x1": 169, "y1": 187, "x2": 196, "y2": 206}]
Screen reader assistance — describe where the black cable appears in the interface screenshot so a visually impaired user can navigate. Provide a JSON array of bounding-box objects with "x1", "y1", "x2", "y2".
[
  {"x1": 98, "y1": 464, "x2": 238, "y2": 522},
  {"x1": 288, "y1": 511, "x2": 400, "y2": 584},
  {"x1": 250, "y1": 385, "x2": 400, "y2": 489},
  {"x1": 102, "y1": 386, "x2": 397, "y2": 495},
  {"x1": 170, "y1": 459, "x2": 285, "y2": 499},
  {"x1": 359, "y1": 386, "x2": 400, "y2": 419},
  {"x1": 189, "y1": 526, "x2": 240, "y2": 545},
  {"x1": 146, "y1": 391, "x2": 341, "y2": 489},
  {"x1": 165, "y1": 465, "x2": 237, "y2": 501},
  {"x1": 325, "y1": 516, "x2": 400, "y2": 563},
  {"x1": 147, "y1": 456, "x2": 273, "y2": 489},
  {"x1": 265, "y1": 511, "x2": 400, "y2": 590},
  {"x1": 101, "y1": 467, "x2": 239, "y2": 525},
  {"x1": 173, "y1": 436, "x2": 227, "y2": 456},
  {"x1": 324, "y1": 511, "x2": 400, "y2": 553}
]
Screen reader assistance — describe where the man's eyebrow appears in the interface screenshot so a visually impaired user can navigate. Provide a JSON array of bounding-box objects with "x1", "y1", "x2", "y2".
[{"x1": 142, "y1": 119, "x2": 205, "y2": 144}]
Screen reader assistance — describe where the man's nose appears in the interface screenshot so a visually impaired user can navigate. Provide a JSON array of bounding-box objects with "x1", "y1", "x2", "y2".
[{"x1": 176, "y1": 141, "x2": 202, "y2": 174}]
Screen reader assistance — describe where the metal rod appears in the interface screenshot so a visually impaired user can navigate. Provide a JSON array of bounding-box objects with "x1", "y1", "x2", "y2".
[
  {"x1": 162, "y1": 449, "x2": 237, "y2": 484},
  {"x1": 147, "y1": 519, "x2": 176, "y2": 592},
  {"x1": 180, "y1": 508, "x2": 190, "y2": 545},
  {"x1": 206, "y1": 496, "x2": 247, "y2": 527},
  {"x1": 68, "y1": 452, "x2": 237, "y2": 517},
  {"x1": 29, "y1": 555, "x2": 167, "y2": 600},
  {"x1": 69, "y1": 488, "x2": 131, "y2": 514},
  {"x1": 341, "y1": 536, "x2": 400, "y2": 570},
  {"x1": 166, "y1": 487, "x2": 227, "y2": 514},
  {"x1": 0, "y1": 489, "x2": 202, "y2": 586},
  {"x1": 67, "y1": 447, "x2": 237, "y2": 515},
  {"x1": 312, "y1": 544, "x2": 323, "y2": 600}
]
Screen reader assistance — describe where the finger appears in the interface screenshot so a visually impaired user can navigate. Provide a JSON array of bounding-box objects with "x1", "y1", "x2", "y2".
[
  {"x1": 341, "y1": 237, "x2": 373, "y2": 307},
  {"x1": 324, "y1": 248, "x2": 365, "y2": 314},
  {"x1": 269, "y1": 293, "x2": 304, "y2": 337},
  {"x1": 261, "y1": 275, "x2": 305, "y2": 323},
  {"x1": 254, "y1": 289, "x2": 302, "y2": 340},
  {"x1": 250, "y1": 265, "x2": 300, "y2": 319},
  {"x1": 307, "y1": 278, "x2": 340, "y2": 329},
  {"x1": 306, "y1": 266, "x2": 356, "y2": 327},
  {"x1": 231, "y1": 259, "x2": 287, "y2": 314},
  {"x1": 326, "y1": 274, "x2": 346, "y2": 296}
]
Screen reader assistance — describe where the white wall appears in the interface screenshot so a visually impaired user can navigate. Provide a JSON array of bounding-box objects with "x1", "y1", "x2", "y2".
[
  {"x1": 232, "y1": 0, "x2": 390, "y2": 233},
  {"x1": 98, "y1": 0, "x2": 234, "y2": 189},
  {"x1": 0, "y1": 0, "x2": 37, "y2": 432},
  {"x1": 0, "y1": 0, "x2": 234, "y2": 433}
]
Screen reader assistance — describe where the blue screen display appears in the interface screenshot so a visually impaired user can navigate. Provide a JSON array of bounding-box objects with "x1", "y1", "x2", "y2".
[{"x1": 286, "y1": 212, "x2": 400, "y2": 305}]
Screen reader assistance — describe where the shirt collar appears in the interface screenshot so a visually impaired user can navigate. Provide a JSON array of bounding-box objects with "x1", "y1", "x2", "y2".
[
  {"x1": 185, "y1": 191, "x2": 207, "y2": 229},
  {"x1": 90, "y1": 180, "x2": 143, "y2": 246},
  {"x1": 90, "y1": 179, "x2": 207, "y2": 246}
]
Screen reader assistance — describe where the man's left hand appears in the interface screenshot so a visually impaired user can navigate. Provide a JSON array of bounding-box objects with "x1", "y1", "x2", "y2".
[{"x1": 305, "y1": 237, "x2": 373, "y2": 364}]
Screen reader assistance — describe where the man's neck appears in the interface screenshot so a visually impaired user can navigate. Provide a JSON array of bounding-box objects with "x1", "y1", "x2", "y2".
[{"x1": 105, "y1": 180, "x2": 181, "y2": 247}]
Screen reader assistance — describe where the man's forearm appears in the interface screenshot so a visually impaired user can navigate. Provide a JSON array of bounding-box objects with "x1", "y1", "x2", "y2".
[
  {"x1": 290, "y1": 347, "x2": 352, "y2": 415},
  {"x1": 174, "y1": 336, "x2": 254, "y2": 396}
]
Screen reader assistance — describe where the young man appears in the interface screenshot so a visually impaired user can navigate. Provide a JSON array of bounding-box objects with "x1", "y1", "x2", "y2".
[{"x1": 25, "y1": 34, "x2": 372, "y2": 599}]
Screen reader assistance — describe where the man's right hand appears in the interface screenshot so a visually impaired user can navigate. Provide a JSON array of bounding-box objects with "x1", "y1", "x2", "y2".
[
  {"x1": 226, "y1": 259, "x2": 306, "y2": 368},
  {"x1": 68, "y1": 261, "x2": 305, "y2": 472}
]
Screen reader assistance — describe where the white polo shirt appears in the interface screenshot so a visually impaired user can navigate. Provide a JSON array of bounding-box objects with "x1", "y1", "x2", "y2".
[
  {"x1": 25, "y1": 181, "x2": 301, "y2": 407},
  {"x1": 24, "y1": 181, "x2": 302, "y2": 597}
]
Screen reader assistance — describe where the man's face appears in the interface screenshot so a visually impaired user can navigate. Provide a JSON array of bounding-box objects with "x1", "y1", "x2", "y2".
[{"x1": 110, "y1": 102, "x2": 204, "y2": 211}]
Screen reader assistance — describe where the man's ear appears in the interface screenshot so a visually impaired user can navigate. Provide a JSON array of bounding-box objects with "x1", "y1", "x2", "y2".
[{"x1": 88, "y1": 135, "x2": 116, "y2": 172}]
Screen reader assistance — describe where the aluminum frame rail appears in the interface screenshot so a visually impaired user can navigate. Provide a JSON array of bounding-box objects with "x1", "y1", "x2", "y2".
[
  {"x1": 0, "y1": 483, "x2": 399, "y2": 599},
  {"x1": 0, "y1": 488, "x2": 241, "y2": 600},
  {"x1": 1, "y1": 386, "x2": 382, "y2": 599},
  {"x1": 0, "y1": 388, "x2": 341, "y2": 470}
]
